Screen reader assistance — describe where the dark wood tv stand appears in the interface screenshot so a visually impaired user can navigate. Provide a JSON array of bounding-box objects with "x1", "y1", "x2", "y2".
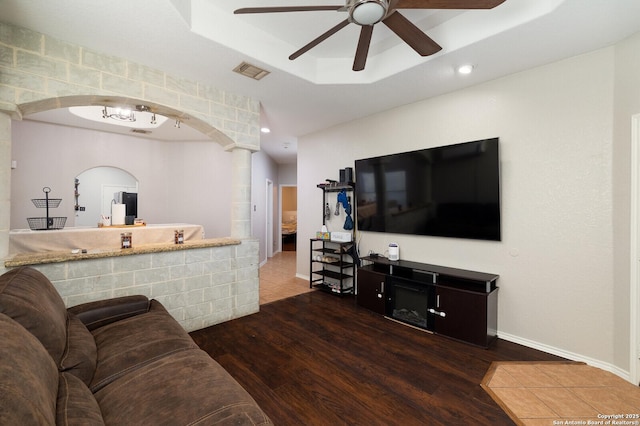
[{"x1": 358, "y1": 256, "x2": 499, "y2": 348}]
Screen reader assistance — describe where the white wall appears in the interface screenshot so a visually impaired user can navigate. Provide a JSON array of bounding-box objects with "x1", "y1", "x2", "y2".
[
  {"x1": 251, "y1": 149, "x2": 279, "y2": 264},
  {"x1": 612, "y1": 32, "x2": 640, "y2": 372},
  {"x1": 11, "y1": 120, "x2": 232, "y2": 237},
  {"x1": 11, "y1": 118, "x2": 287, "y2": 267},
  {"x1": 278, "y1": 163, "x2": 297, "y2": 184},
  {"x1": 298, "y1": 45, "x2": 630, "y2": 372}
]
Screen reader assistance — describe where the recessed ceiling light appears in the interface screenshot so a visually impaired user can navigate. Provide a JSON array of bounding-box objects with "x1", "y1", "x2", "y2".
[
  {"x1": 458, "y1": 64, "x2": 474, "y2": 75},
  {"x1": 261, "y1": 127, "x2": 271, "y2": 134}
]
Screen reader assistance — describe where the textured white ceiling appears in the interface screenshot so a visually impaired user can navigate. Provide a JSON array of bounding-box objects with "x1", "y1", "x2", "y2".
[{"x1": 2, "y1": 0, "x2": 640, "y2": 163}]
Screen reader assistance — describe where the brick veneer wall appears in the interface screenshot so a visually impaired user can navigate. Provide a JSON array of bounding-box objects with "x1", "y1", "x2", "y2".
[
  {"x1": 9, "y1": 240, "x2": 259, "y2": 332},
  {"x1": 0, "y1": 22, "x2": 260, "y2": 149},
  {"x1": 0, "y1": 22, "x2": 262, "y2": 328}
]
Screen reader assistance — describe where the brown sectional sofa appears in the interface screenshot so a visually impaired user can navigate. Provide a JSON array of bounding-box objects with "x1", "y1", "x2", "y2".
[{"x1": 0, "y1": 266, "x2": 273, "y2": 425}]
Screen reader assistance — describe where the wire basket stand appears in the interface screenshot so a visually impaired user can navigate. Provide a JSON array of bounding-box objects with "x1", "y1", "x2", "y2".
[{"x1": 27, "y1": 187, "x2": 67, "y2": 230}]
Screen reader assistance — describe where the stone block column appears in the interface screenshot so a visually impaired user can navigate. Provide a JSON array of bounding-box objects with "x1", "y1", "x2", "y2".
[
  {"x1": 0, "y1": 113, "x2": 11, "y2": 260},
  {"x1": 230, "y1": 147, "x2": 252, "y2": 239}
]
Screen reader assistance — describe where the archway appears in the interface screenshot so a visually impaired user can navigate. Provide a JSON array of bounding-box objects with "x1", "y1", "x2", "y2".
[
  {"x1": 1, "y1": 95, "x2": 254, "y2": 259},
  {"x1": 11, "y1": 95, "x2": 233, "y2": 232},
  {"x1": 0, "y1": 21, "x2": 260, "y2": 260},
  {"x1": 18, "y1": 95, "x2": 235, "y2": 149},
  {"x1": 74, "y1": 166, "x2": 138, "y2": 227}
]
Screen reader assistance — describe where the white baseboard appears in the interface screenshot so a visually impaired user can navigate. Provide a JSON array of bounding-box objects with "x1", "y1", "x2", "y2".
[{"x1": 498, "y1": 331, "x2": 631, "y2": 382}]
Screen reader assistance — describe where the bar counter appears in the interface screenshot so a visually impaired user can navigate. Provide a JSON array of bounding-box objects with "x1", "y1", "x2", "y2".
[
  {"x1": 9, "y1": 223, "x2": 205, "y2": 255},
  {"x1": 4, "y1": 237, "x2": 240, "y2": 268}
]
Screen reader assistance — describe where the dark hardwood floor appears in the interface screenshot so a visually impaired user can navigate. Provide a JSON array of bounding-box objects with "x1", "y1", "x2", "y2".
[{"x1": 190, "y1": 291, "x2": 565, "y2": 425}]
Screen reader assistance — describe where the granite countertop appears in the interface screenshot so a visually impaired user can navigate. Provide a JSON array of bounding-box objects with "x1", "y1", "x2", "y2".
[{"x1": 4, "y1": 237, "x2": 241, "y2": 268}]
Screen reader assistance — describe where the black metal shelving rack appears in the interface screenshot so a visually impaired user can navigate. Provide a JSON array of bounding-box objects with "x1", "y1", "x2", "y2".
[
  {"x1": 309, "y1": 239, "x2": 355, "y2": 295},
  {"x1": 310, "y1": 181, "x2": 356, "y2": 295}
]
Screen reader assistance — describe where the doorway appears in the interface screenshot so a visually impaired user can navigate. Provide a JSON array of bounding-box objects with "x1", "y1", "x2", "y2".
[
  {"x1": 280, "y1": 185, "x2": 297, "y2": 251},
  {"x1": 75, "y1": 166, "x2": 138, "y2": 227}
]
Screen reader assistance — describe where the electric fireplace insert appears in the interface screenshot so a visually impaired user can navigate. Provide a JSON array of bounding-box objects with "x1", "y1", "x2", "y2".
[{"x1": 386, "y1": 272, "x2": 436, "y2": 331}]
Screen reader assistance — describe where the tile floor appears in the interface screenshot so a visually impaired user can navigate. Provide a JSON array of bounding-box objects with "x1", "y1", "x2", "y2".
[
  {"x1": 259, "y1": 251, "x2": 314, "y2": 305},
  {"x1": 482, "y1": 361, "x2": 640, "y2": 425}
]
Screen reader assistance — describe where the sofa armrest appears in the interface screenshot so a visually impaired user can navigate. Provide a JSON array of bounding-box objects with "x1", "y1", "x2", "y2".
[{"x1": 68, "y1": 295, "x2": 150, "y2": 331}]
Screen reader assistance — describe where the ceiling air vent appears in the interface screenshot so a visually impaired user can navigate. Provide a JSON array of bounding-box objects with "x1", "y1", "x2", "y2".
[
  {"x1": 233, "y1": 62, "x2": 270, "y2": 80},
  {"x1": 131, "y1": 129, "x2": 151, "y2": 135}
]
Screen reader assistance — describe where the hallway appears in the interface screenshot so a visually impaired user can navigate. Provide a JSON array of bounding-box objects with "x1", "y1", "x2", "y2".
[{"x1": 259, "y1": 251, "x2": 313, "y2": 305}]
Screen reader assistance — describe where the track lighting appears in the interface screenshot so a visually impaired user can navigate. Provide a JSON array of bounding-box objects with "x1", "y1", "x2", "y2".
[
  {"x1": 70, "y1": 106, "x2": 167, "y2": 129},
  {"x1": 100, "y1": 105, "x2": 165, "y2": 126},
  {"x1": 102, "y1": 106, "x2": 135, "y2": 122}
]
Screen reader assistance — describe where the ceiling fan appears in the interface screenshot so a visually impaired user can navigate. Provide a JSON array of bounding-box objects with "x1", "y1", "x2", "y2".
[{"x1": 235, "y1": 0, "x2": 506, "y2": 71}]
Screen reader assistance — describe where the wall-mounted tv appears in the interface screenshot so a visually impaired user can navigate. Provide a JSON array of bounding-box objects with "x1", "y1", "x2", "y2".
[{"x1": 355, "y1": 138, "x2": 501, "y2": 241}]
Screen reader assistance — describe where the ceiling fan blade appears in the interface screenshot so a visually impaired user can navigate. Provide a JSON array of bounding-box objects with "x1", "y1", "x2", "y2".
[
  {"x1": 395, "y1": 0, "x2": 505, "y2": 9},
  {"x1": 235, "y1": 6, "x2": 343, "y2": 14},
  {"x1": 289, "y1": 19, "x2": 350, "y2": 60},
  {"x1": 383, "y1": 11, "x2": 441, "y2": 56},
  {"x1": 353, "y1": 25, "x2": 374, "y2": 71}
]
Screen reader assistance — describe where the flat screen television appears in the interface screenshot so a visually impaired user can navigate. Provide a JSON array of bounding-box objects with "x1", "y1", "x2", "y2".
[{"x1": 355, "y1": 138, "x2": 501, "y2": 241}]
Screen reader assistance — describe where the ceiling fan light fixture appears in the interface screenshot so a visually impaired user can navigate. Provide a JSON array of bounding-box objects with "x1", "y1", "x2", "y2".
[{"x1": 349, "y1": 0, "x2": 388, "y2": 26}]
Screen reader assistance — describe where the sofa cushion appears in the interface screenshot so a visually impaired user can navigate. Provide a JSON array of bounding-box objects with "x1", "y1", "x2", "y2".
[
  {"x1": 68, "y1": 295, "x2": 150, "y2": 331},
  {"x1": 95, "y1": 348, "x2": 273, "y2": 425},
  {"x1": 56, "y1": 372, "x2": 104, "y2": 426},
  {"x1": 90, "y1": 299, "x2": 198, "y2": 392},
  {"x1": 0, "y1": 313, "x2": 59, "y2": 426},
  {"x1": 60, "y1": 312, "x2": 97, "y2": 386},
  {"x1": 0, "y1": 266, "x2": 68, "y2": 363}
]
